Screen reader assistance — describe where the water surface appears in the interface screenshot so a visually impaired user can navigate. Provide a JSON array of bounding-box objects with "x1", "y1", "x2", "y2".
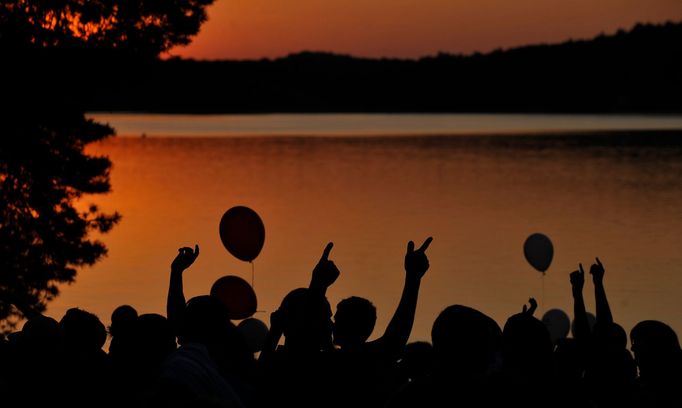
[{"x1": 49, "y1": 114, "x2": 682, "y2": 343}]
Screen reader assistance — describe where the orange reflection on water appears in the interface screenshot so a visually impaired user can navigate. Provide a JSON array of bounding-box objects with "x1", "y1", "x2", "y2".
[{"x1": 50, "y1": 132, "x2": 682, "y2": 343}]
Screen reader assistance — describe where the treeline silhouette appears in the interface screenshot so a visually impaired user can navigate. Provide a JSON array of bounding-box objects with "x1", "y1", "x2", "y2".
[
  {"x1": 1, "y1": 241, "x2": 680, "y2": 408},
  {"x1": 78, "y1": 21, "x2": 682, "y2": 114}
]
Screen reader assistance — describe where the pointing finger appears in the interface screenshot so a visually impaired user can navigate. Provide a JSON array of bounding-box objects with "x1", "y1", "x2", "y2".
[
  {"x1": 596, "y1": 257, "x2": 602, "y2": 268},
  {"x1": 320, "y1": 242, "x2": 334, "y2": 261},
  {"x1": 418, "y1": 237, "x2": 433, "y2": 252},
  {"x1": 579, "y1": 263, "x2": 585, "y2": 275},
  {"x1": 407, "y1": 241, "x2": 415, "y2": 253}
]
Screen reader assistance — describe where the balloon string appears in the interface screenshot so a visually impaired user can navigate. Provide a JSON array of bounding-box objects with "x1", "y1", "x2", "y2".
[
  {"x1": 251, "y1": 261, "x2": 255, "y2": 290},
  {"x1": 542, "y1": 272, "x2": 545, "y2": 311}
]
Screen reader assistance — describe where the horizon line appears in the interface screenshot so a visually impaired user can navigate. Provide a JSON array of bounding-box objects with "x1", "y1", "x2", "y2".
[{"x1": 164, "y1": 19, "x2": 681, "y2": 63}]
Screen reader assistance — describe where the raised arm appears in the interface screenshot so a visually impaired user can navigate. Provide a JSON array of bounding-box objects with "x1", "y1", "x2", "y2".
[
  {"x1": 309, "y1": 242, "x2": 340, "y2": 297},
  {"x1": 167, "y1": 245, "x2": 199, "y2": 336},
  {"x1": 373, "y1": 237, "x2": 432, "y2": 358},
  {"x1": 570, "y1": 264, "x2": 590, "y2": 341},
  {"x1": 590, "y1": 257, "x2": 613, "y2": 326}
]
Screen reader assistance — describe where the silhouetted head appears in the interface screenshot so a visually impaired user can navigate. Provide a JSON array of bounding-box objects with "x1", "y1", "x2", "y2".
[
  {"x1": 180, "y1": 296, "x2": 254, "y2": 378},
  {"x1": 180, "y1": 295, "x2": 232, "y2": 346},
  {"x1": 59, "y1": 308, "x2": 107, "y2": 353},
  {"x1": 593, "y1": 322, "x2": 628, "y2": 350},
  {"x1": 333, "y1": 296, "x2": 377, "y2": 349},
  {"x1": 630, "y1": 320, "x2": 681, "y2": 380},
  {"x1": 503, "y1": 313, "x2": 554, "y2": 378},
  {"x1": 110, "y1": 304, "x2": 138, "y2": 337},
  {"x1": 431, "y1": 305, "x2": 502, "y2": 378},
  {"x1": 278, "y1": 288, "x2": 333, "y2": 353},
  {"x1": 134, "y1": 313, "x2": 177, "y2": 365},
  {"x1": 541, "y1": 309, "x2": 570, "y2": 345},
  {"x1": 22, "y1": 315, "x2": 62, "y2": 354}
]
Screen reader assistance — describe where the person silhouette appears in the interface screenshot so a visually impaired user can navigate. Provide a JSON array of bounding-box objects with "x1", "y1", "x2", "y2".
[
  {"x1": 6, "y1": 314, "x2": 65, "y2": 407},
  {"x1": 500, "y1": 305, "x2": 556, "y2": 408},
  {"x1": 59, "y1": 308, "x2": 111, "y2": 407},
  {"x1": 257, "y1": 242, "x2": 338, "y2": 408},
  {"x1": 580, "y1": 259, "x2": 637, "y2": 407},
  {"x1": 630, "y1": 320, "x2": 682, "y2": 407},
  {"x1": 155, "y1": 296, "x2": 248, "y2": 407},
  {"x1": 328, "y1": 238, "x2": 433, "y2": 408},
  {"x1": 167, "y1": 244, "x2": 200, "y2": 337},
  {"x1": 388, "y1": 305, "x2": 502, "y2": 408},
  {"x1": 162, "y1": 244, "x2": 255, "y2": 407},
  {"x1": 109, "y1": 304, "x2": 138, "y2": 360}
]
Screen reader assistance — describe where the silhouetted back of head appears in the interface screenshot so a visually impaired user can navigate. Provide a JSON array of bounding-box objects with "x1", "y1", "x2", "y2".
[
  {"x1": 135, "y1": 313, "x2": 177, "y2": 365},
  {"x1": 503, "y1": 313, "x2": 553, "y2": 378},
  {"x1": 110, "y1": 304, "x2": 138, "y2": 338},
  {"x1": 631, "y1": 320, "x2": 681, "y2": 380},
  {"x1": 431, "y1": 305, "x2": 502, "y2": 378},
  {"x1": 59, "y1": 308, "x2": 106, "y2": 353},
  {"x1": 593, "y1": 321, "x2": 628, "y2": 350},
  {"x1": 278, "y1": 288, "x2": 333, "y2": 352},
  {"x1": 22, "y1": 315, "x2": 62, "y2": 352},
  {"x1": 180, "y1": 295, "x2": 232, "y2": 346},
  {"x1": 334, "y1": 296, "x2": 377, "y2": 349}
]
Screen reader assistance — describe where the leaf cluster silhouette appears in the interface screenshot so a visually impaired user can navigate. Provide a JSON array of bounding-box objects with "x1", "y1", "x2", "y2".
[{"x1": 0, "y1": 0, "x2": 215, "y2": 332}]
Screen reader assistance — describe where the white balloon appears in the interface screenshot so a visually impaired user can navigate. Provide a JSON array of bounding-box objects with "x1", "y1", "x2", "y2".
[
  {"x1": 542, "y1": 309, "x2": 570, "y2": 344},
  {"x1": 238, "y1": 318, "x2": 269, "y2": 353}
]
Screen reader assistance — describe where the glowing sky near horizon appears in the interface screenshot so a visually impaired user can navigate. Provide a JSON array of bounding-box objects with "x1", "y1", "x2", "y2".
[{"x1": 168, "y1": 0, "x2": 682, "y2": 60}]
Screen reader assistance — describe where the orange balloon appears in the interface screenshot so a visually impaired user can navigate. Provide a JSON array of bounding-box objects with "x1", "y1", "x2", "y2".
[
  {"x1": 219, "y1": 206, "x2": 265, "y2": 262},
  {"x1": 210, "y1": 276, "x2": 257, "y2": 320}
]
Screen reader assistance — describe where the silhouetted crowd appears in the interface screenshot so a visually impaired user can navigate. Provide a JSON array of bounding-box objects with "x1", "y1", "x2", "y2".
[{"x1": 1, "y1": 239, "x2": 680, "y2": 408}]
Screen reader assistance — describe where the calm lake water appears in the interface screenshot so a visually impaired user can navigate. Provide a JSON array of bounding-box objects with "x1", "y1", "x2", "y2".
[{"x1": 47, "y1": 114, "x2": 682, "y2": 344}]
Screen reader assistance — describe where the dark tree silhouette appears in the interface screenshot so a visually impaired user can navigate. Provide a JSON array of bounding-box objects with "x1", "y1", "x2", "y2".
[
  {"x1": 0, "y1": 0, "x2": 214, "y2": 55},
  {"x1": 0, "y1": 112, "x2": 119, "y2": 332},
  {"x1": 0, "y1": 0, "x2": 216, "y2": 332}
]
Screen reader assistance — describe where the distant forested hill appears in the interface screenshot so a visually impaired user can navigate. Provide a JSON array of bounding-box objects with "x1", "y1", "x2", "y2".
[{"x1": 71, "y1": 21, "x2": 682, "y2": 113}]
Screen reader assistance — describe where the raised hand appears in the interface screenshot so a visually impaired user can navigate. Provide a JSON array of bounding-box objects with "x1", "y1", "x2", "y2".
[
  {"x1": 522, "y1": 297, "x2": 538, "y2": 315},
  {"x1": 570, "y1": 264, "x2": 585, "y2": 294},
  {"x1": 310, "y1": 242, "x2": 340, "y2": 293},
  {"x1": 171, "y1": 244, "x2": 200, "y2": 273},
  {"x1": 589, "y1": 257, "x2": 605, "y2": 283},
  {"x1": 404, "y1": 237, "x2": 432, "y2": 280}
]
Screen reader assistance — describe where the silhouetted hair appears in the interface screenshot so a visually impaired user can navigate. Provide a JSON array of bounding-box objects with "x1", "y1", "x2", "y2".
[
  {"x1": 334, "y1": 296, "x2": 377, "y2": 348},
  {"x1": 431, "y1": 305, "x2": 502, "y2": 376},
  {"x1": 630, "y1": 320, "x2": 681, "y2": 380},
  {"x1": 594, "y1": 322, "x2": 628, "y2": 350},
  {"x1": 59, "y1": 308, "x2": 107, "y2": 352},
  {"x1": 21, "y1": 315, "x2": 61, "y2": 350},
  {"x1": 110, "y1": 304, "x2": 138, "y2": 337},
  {"x1": 502, "y1": 313, "x2": 553, "y2": 377},
  {"x1": 179, "y1": 295, "x2": 231, "y2": 345},
  {"x1": 278, "y1": 288, "x2": 333, "y2": 352},
  {"x1": 631, "y1": 320, "x2": 680, "y2": 353}
]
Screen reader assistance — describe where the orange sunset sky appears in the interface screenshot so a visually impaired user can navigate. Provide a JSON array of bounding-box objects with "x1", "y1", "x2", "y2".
[{"x1": 169, "y1": 0, "x2": 682, "y2": 60}]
